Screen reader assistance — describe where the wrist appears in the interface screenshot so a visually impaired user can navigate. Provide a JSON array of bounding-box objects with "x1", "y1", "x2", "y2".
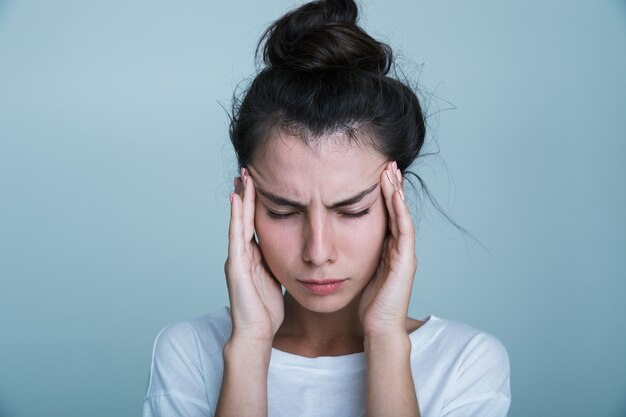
[
  {"x1": 224, "y1": 336, "x2": 273, "y2": 365},
  {"x1": 229, "y1": 327, "x2": 276, "y2": 346},
  {"x1": 363, "y1": 321, "x2": 407, "y2": 341},
  {"x1": 364, "y1": 330, "x2": 411, "y2": 354}
]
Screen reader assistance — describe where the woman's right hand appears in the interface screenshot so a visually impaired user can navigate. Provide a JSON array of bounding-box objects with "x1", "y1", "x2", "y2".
[{"x1": 224, "y1": 167, "x2": 284, "y2": 345}]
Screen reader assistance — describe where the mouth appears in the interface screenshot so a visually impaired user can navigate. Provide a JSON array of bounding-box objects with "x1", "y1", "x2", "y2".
[{"x1": 297, "y1": 279, "x2": 347, "y2": 295}]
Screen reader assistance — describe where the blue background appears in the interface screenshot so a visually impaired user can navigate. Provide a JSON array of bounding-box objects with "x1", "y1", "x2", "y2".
[{"x1": 1, "y1": 0, "x2": 625, "y2": 416}]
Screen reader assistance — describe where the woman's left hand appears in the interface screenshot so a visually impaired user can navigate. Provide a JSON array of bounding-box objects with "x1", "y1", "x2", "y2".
[{"x1": 358, "y1": 160, "x2": 418, "y2": 337}]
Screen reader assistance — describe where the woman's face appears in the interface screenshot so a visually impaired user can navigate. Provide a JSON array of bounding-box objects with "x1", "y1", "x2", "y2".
[{"x1": 248, "y1": 132, "x2": 389, "y2": 314}]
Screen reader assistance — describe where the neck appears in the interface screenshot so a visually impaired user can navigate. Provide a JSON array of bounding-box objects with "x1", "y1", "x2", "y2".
[{"x1": 273, "y1": 292, "x2": 365, "y2": 357}]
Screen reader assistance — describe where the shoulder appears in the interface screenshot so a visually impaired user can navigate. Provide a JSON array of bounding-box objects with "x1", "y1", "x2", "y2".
[
  {"x1": 409, "y1": 315, "x2": 511, "y2": 413},
  {"x1": 146, "y1": 307, "x2": 232, "y2": 393},
  {"x1": 153, "y1": 306, "x2": 232, "y2": 354},
  {"x1": 419, "y1": 315, "x2": 509, "y2": 372},
  {"x1": 411, "y1": 315, "x2": 508, "y2": 358},
  {"x1": 144, "y1": 307, "x2": 232, "y2": 413}
]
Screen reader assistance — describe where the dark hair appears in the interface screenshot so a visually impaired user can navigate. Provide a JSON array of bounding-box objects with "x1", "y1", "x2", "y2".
[
  {"x1": 229, "y1": 0, "x2": 424, "y2": 174},
  {"x1": 228, "y1": 0, "x2": 478, "y2": 243}
]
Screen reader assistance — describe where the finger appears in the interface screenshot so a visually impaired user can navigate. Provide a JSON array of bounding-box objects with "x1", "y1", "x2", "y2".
[
  {"x1": 392, "y1": 176, "x2": 416, "y2": 258},
  {"x1": 252, "y1": 241, "x2": 281, "y2": 286},
  {"x1": 381, "y1": 161, "x2": 399, "y2": 238},
  {"x1": 395, "y1": 166, "x2": 405, "y2": 202},
  {"x1": 234, "y1": 176, "x2": 242, "y2": 198},
  {"x1": 378, "y1": 235, "x2": 391, "y2": 275},
  {"x1": 228, "y1": 191, "x2": 245, "y2": 258},
  {"x1": 227, "y1": 191, "x2": 264, "y2": 306},
  {"x1": 241, "y1": 167, "x2": 256, "y2": 242}
]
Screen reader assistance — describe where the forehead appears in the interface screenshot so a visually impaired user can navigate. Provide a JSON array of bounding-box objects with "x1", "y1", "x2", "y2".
[{"x1": 248, "y1": 131, "x2": 387, "y2": 200}]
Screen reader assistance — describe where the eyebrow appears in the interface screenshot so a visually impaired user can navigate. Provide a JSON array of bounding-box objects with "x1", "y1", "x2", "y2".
[{"x1": 256, "y1": 183, "x2": 379, "y2": 210}]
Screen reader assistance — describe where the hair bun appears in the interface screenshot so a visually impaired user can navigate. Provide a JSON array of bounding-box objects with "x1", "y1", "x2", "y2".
[{"x1": 258, "y1": 0, "x2": 392, "y2": 74}]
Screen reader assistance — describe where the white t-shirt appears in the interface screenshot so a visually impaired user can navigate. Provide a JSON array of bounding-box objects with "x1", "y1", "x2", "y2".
[{"x1": 143, "y1": 307, "x2": 511, "y2": 417}]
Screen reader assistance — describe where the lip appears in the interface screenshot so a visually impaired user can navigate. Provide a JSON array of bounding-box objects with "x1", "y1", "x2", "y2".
[{"x1": 298, "y1": 279, "x2": 347, "y2": 295}]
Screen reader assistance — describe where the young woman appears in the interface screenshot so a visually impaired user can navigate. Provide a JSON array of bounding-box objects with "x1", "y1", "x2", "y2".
[{"x1": 143, "y1": 1, "x2": 511, "y2": 416}]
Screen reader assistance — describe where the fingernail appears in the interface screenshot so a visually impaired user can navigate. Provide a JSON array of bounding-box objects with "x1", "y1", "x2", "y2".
[
  {"x1": 392, "y1": 161, "x2": 397, "y2": 171},
  {"x1": 399, "y1": 189, "x2": 405, "y2": 201},
  {"x1": 242, "y1": 167, "x2": 248, "y2": 187},
  {"x1": 385, "y1": 170, "x2": 394, "y2": 184},
  {"x1": 229, "y1": 193, "x2": 234, "y2": 204},
  {"x1": 396, "y1": 168, "x2": 402, "y2": 183}
]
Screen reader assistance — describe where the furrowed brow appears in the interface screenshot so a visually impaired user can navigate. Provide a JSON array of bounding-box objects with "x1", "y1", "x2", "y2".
[
  {"x1": 328, "y1": 183, "x2": 378, "y2": 209},
  {"x1": 256, "y1": 188, "x2": 306, "y2": 209},
  {"x1": 256, "y1": 183, "x2": 379, "y2": 210}
]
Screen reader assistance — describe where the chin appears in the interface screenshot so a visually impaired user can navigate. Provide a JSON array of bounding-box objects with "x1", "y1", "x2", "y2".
[{"x1": 289, "y1": 289, "x2": 358, "y2": 314}]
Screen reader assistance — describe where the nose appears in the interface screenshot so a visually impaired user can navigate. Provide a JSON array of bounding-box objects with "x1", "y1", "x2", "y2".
[{"x1": 302, "y1": 212, "x2": 336, "y2": 266}]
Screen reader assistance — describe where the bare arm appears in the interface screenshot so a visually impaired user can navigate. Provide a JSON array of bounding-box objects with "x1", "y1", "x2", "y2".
[
  {"x1": 365, "y1": 332, "x2": 419, "y2": 417},
  {"x1": 215, "y1": 169, "x2": 284, "y2": 417},
  {"x1": 359, "y1": 161, "x2": 420, "y2": 417},
  {"x1": 216, "y1": 338, "x2": 273, "y2": 417}
]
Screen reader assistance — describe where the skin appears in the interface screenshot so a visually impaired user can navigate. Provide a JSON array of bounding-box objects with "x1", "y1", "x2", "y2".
[{"x1": 218, "y1": 130, "x2": 422, "y2": 417}]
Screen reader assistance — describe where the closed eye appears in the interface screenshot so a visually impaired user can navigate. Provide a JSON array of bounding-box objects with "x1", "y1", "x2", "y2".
[
  {"x1": 341, "y1": 208, "x2": 370, "y2": 219},
  {"x1": 267, "y1": 208, "x2": 371, "y2": 220},
  {"x1": 267, "y1": 210, "x2": 295, "y2": 220}
]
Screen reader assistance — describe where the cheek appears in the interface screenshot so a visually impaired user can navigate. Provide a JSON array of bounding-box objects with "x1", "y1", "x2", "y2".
[
  {"x1": 343, "y1": 203, "x2": 387, "y2": 257},
  {"x1": 364, "y1": 198, "x2": 388, "y2": 237},
  {"x1": 254, "y1": 205, "x2": 297, "y2": 274},
  {"x1": 357, "y1": 210, "x2": 387, "y2": 251},
  {"x1": 359, "y1": 214, "x2": 387, "y2": 279},
  {"x1": 254, "y1": 206, "x2": 277, "y2": 250}
]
